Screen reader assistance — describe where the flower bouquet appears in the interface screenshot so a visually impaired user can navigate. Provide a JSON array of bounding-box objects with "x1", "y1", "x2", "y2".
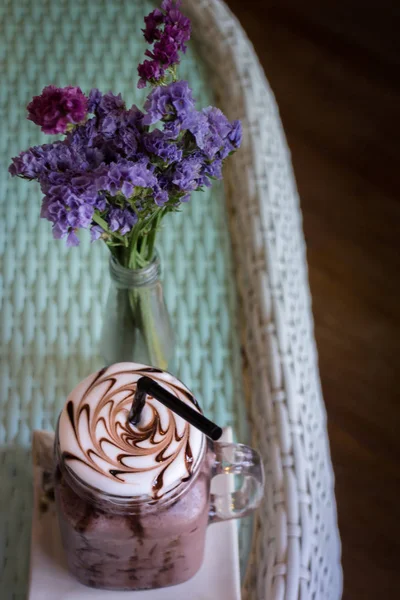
[{"x1": 9, "y1": 0, "x2": 242, "y2": 369}]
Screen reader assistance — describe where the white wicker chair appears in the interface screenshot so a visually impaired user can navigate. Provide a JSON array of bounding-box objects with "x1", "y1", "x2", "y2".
[{"x1": 184, "y1": 1, "x2": 343, "y2": 598}]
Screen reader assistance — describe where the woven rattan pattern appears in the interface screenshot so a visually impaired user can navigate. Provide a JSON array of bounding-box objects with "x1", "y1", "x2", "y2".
[{"x1": 184, "y1": 1, "x2": 343, "y2": 599}]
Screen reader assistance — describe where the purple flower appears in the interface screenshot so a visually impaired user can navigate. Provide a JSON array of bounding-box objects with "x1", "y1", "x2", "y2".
[
  {"x1": 90, "y1": 225, "x2": 104, "y2": 241},
  {"x1": 161, "y1": 0, "x2": 176, "y2": 10},
  {"x1": 27, "y1": 86, "x2": 88, "y2": 134},
  {"x1": 143, "y1": 87, "x2": 172, "y2": 124},
  {"x1": 138, "y1": 60, "x2": 165, "y2": 89},
  {"x1": 87, "y1": 88, "x2": 102, "y2": 113},
  {"x1": 164, "y1": 23, "x2": 191, "y2": 52},
  {"x1": 202, "y1": 158, "x2": 223, "y2": 181},
  {"x1": 172, "y1": 154, "x2": 204, "y2": 191},
  {"x1": 163, "y1": 2, "x2": 191, "y2": 52},
  {"x1": 183, "y1": 107, "x2": 241, "y2": 160},
  {"x1": 148, "y1": 36, "x2": 180, "y2": 68},
  {"x1": 100, "y1": 91, "x2": 125, "y2": 115},
  {"x1": 69, "y1": 174, "x2": 99, "y2": 204},
  {"x1": 93, "y1": 190, "x2": 107, "y2": 211},
  {"x1": 100, "y1": 159, "x2": 157, "y2": 197},
  {"x1": 47, "y1": 143, "x2": 76, "y2": 171},
  {"x1": 228, "y1": 120, "x2": 242, "y2": 147},
  {"x1": 85, "y1": 97, "x2": 143, "y2": 159},
  {"x1": 153, "y1": 185, "x2": 169, "y2": 206},
  {"x1": 11, "y1": 75, "x2": 242, "y2": 251},
  {"x1": 9, "y1": 146, "x2": 49, "y2": 179},
  {"x1": 143, "y1": 8, "x2": 164, "y2": 43},
  {"x1": 38, "y1": 163, "x2": 108, "y2": 244},
  {"x1": 169, "y1": 80, "x2": 195, "y2": 114},
  {"x1": 40, "y1": 198, "x2": 66, "y2": 224},
  {"x1": 68, "y1": 117, "x2": 96, "y2": 148},
  {"x1": 138, "y1": 1, "x2": 191, "y2": 88},
  {"x1": 204, "y1": 107, "x2": 231, "y2": 137},
  {"x1": 52, "y1": 221, "x2": 79, "y2": 247},
  {"x1": 143, "y1": 81, "x2": 195, "y2": 125},
  {"x1": 107, "y1": 207, "x2": 138, "y2": 235},
  {"x1": 101, "y1": 113, "x2": 119, "y2": 137},
  {"x1": 117, "y1": 127, "x2": 139, "y2": 156},
  {"x1": 198, "y1": 107, "x2": 230, "y2": 158},
  {"x1": 143, "y1": 129, "x2": 182, "y2": 163},
  {"x1": 71, "y1": 107, "x2": 142, "y2": 161},
  {"x1": 42, "y1": 186, "x2": 94, "y2": 246},
  {"x1": 66, "y1": 204, "x2": 94, "y2": 228},
  {"x1": 125, "y1": 105, "x2": 146, "y2": 129},
  {"x1": 9, "y1": 141, "x2": 83, "y2": 179},
  {"x1": 88, "y1": 90, "x2": 125, "y2": 118},
  {"x1": 182, "y1": 111, "x2": 209, "y2": 147},
  {"x1": 66, "y1": 231, "x2": 80, "y2": 247},
  {"x1": 162, "y1": 119, "x2": 182, "y2": 139},
  {"x1": 161, "y1": 0, "x2": 191, "y2": 41},
  {"x1": 218, "y1": 119, "x2": 243, "y2": 159}
]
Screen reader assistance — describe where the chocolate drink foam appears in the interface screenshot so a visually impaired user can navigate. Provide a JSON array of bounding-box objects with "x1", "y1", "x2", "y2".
[{"x1": 58, "y1": 363, "x2": 204, "y2": 499}]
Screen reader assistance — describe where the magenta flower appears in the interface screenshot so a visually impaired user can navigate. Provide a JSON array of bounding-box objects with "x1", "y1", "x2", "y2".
[
  {"x1": 138, "y1": 60, "x2": 165, "y2": 89},
  {"x1": 142, "y1": 8, "x2": 164, "y2": 43},
  {"x1": 150, "y1": 36, "x2": 180, "y2": 67},
  {"x1": 137, "y1": 0, "x2": 191, "y2": 89},
  {"x1": 27, "y1": 85, "x2": 88, "y2": 134}
]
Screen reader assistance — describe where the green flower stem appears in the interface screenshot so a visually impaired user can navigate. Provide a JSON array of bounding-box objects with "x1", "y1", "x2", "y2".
[
  {"x1": 127, "y1": 286, "x2": 168, "y2": 370},
  {"x1": 146, "y1": 210, "x2": 163, "y2": 262},
  {"x1": 121, "y1": 207, "x2": 169, "y2": 368},
  {"x1": 138, "y1": 232, "x2": 148, "y2": 264},
  {"x1": 92, "y1": 212, "x2": 125, "y2": 242},
  {"x1": 142, "y1": 288, "x2": 168, "y2": 370},
  {"x1": 127, "y1": 207, "x2": 164, "y2": 269},
  {"x1": 128, "y1": 225, "x2": 141, "y2": 269},
  {"x1": 98, "y1": 205, "x2": 171, "y2": 368}
]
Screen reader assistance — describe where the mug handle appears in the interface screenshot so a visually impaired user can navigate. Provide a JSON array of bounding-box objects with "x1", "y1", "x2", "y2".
[{"x1": 208, "y1": 442, "x2": 265, "y2": 524}]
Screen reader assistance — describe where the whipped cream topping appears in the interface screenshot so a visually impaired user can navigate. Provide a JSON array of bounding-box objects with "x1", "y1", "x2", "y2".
[{"x1": 58, "y1": 363, "x2": 204, "y2": 498}]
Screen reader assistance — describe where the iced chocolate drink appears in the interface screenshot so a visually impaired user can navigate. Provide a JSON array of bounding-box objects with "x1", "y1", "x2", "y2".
[{"x1": 54, "y1": 362, "x2": 264, "y2": 591}]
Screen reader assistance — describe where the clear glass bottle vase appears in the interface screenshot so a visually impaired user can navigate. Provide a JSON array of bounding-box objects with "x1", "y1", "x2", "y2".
[{"x1": 100, "y1": 252, "x2": 175, "y2": 371}]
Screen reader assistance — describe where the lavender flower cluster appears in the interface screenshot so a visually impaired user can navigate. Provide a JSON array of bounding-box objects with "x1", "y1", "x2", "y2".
[
  {"x1": 9, "y1": 1, "x2": 242, "y2": 249},
  {"x1": 9, "y1": 82, "x2": 241, "y2": 246}
]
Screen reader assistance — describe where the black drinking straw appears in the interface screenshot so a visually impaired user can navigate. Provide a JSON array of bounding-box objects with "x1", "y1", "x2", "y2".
[{"x1": 128, "y1": 376, "x2": 223, "y2": 441}]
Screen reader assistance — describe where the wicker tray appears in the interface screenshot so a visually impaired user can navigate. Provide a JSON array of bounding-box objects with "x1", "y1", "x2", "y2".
[{"x1": 0, "y1": 0, "x2": 342, "y2": 598}]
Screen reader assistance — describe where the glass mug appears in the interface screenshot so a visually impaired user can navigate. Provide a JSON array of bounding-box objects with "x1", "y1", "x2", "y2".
[{"x1": 54, "y1": 363, "x2": 264, "y2": 591}]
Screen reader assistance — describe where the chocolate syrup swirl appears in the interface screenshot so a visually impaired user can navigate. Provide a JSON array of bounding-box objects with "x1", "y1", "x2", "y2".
[{"x1": 58, "y1": 364, "x2": 204, "y2": 499}]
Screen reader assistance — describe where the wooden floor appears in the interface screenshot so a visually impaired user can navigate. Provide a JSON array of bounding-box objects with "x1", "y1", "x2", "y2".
[{"x1": 226, "y1": 1, "x2": 400, "y2": 598}]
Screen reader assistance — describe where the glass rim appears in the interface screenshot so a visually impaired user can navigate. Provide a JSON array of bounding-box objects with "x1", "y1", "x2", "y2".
[{"x1": 109, "y1": 250, "x2": 161, "y2": 288}]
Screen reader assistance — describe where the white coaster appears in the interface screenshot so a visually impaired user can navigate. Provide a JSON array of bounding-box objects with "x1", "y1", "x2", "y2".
[{"x1": 28, "y1": 428, "x2": 241, "y2": 600}]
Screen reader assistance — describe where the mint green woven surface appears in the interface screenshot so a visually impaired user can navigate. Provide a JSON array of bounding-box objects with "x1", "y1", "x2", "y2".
[{"x1": 0, "y1": 1, "x2": 247, "y2": 598}]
